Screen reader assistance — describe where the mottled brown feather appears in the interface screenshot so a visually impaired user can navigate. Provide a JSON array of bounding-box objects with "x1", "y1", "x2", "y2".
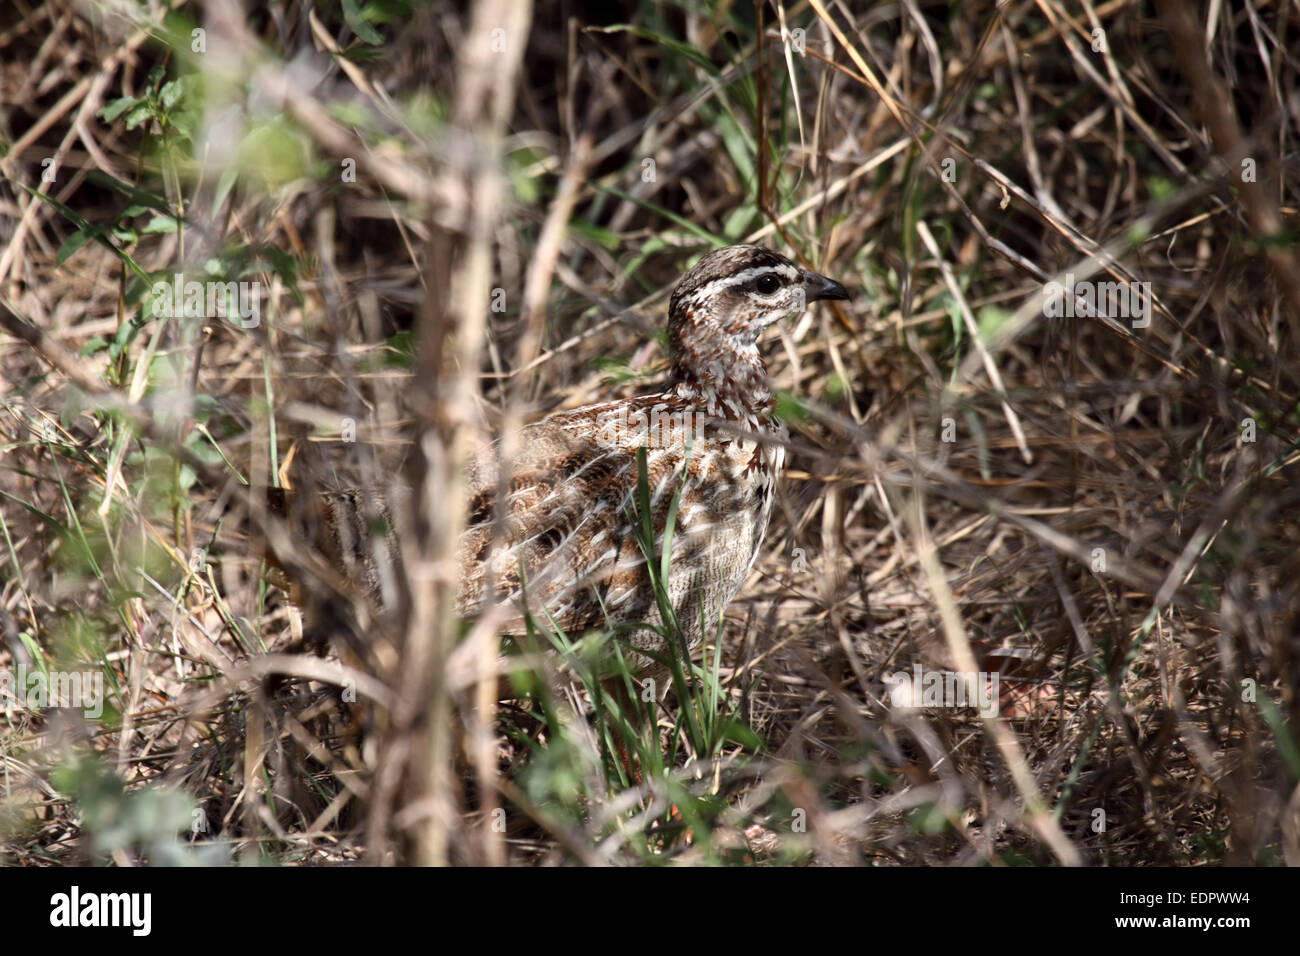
[{"x1": 288, "y1": 245, "x2": 848, "y2": 676}]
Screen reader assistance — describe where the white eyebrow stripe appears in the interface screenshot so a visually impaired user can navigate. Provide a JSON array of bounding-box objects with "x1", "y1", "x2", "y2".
[{"x1": 683, "y1": 264, "x2": 801, "y2": 304}]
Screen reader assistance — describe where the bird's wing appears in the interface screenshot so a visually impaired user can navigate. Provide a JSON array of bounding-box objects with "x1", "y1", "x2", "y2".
[{"x1": 456, "y1": 395, "x2": 698, "y2": 634}]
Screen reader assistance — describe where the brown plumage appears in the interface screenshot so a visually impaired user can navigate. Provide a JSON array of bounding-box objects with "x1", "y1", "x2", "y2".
[{"x1": 287, "y1": 245, "x2": 849, "y2": 676}]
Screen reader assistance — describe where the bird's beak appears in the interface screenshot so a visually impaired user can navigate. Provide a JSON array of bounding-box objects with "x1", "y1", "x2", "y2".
[{"x1": 803, "y1": 271, "x2": 851, "y2": 303}]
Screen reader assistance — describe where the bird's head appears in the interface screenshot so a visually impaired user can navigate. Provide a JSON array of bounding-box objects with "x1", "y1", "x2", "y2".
[{"x1": 667, "y1": 244, "x2": 849, "y2": 395}]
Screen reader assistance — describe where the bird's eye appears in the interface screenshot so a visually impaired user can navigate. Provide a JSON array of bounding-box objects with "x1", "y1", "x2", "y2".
[{"x1": 755, "y1": 274, "x2": 781, "y2": 295}]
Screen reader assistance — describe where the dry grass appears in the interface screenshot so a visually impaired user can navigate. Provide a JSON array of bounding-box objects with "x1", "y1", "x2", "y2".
[{"x1": 1, "y1": 0, "x2": 1298, "y2": 866}]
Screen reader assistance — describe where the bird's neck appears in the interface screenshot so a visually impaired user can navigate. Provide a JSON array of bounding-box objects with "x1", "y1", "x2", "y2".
[{"x1": 668, "y1": 325, "x2": 775, "y2": 423}]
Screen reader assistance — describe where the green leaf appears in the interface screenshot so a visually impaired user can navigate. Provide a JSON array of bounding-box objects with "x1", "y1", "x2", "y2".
[
  {"x1": 569, "y1": 220, "x2": 620, "y2": 251},
  {"x1": 773, "y1": 392, "x2": 810, "y2": 424},
  {"x1": 381, "y1": 330, "x2": 415, "y2": 367},
  {"x1": 124, "y1": 102, "x2": 154, "y2": 130},
  {"x1": 715, "y1": 111, "x2": 756, "y2": 187},
  {"x1": 908, "y1": 803, "x2": 951, "y2": 835},
  {"x1": 158, "y1": 78, "x2": 184, "y2": 111},
  {"x1": 1257, "y1": 695, "x2": 1300, "y2": 781},
  {"x1": 109, "y1": 311, "x2": 148, "y2": 361},
  {"x1": 358, "y1": 0, "x2": 413, "y2": 25},
  {"x1": 342, "y1": 0, "x2": 384, "y2": 44},
  {"x1": 328, "y1": 101, "x2": 371, "y2": 128},
  {"x1": 213, "y1": 166, "x2": 239, "y2": 213},
  {"x1": 976, "y1": 304, "x2": 1011, "y2": 342},
  {"x1": 1146, "y1": 175, "x2": 1175, "y2": 201},
  {"x1": 12, "y1": 179, "x2": 151, "y2": 285},
  {"x1": 721, "y1": 718, "x2": 763, "y2": 750},
  {"x1": 140, "y1": 215, "x2": 179, "y2": 235},
  {"x1": 239, "y1": 119, "x2": 309, "y2": 185},
  {"x1": 56, "y1": 226, "x2": 102, "y2": 264},
  {"x1": 98, "y1": 97, "x2": 139, "y2": 123},
  {"x1": 722, "y1": 204, "x2": 757, "y2": 241}
]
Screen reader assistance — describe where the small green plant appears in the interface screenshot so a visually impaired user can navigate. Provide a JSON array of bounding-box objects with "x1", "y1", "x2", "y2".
[
  {"x1": 501, "y1": 446, "x2": 761, "y2": 857},
  {"x1": 51, "y1": 752, "x2": 227, "y2": 865}
]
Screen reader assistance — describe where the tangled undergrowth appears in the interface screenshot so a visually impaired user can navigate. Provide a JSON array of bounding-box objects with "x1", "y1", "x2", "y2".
[{"x1": 1, "y1": 0, "x2": 1298, "y2": 866}]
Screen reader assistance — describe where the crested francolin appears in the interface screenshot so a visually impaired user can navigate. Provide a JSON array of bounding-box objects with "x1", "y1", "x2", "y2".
[{"x1": 284, "y1": 245, "x2": 849, "y2": 678}]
